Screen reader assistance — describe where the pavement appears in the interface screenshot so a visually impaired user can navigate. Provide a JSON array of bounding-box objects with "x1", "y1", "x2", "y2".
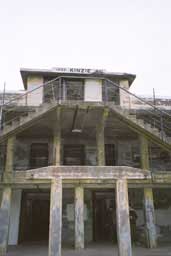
[{"x1": 7, "y1": 243, "x2": 171, "y2": 256}]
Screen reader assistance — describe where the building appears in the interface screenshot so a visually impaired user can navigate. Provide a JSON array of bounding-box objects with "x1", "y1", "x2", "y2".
[{"x1": 0, "y1": 67, "x2": 171, "y2": 256}]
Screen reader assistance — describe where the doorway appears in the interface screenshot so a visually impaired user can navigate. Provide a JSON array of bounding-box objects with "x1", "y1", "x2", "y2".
[
  {"x1": 19, "y1": 191, "x2": 50, "y2": 243},
  {"x1": 93, "y1": 190, "x2": 117, "y2": 243}
]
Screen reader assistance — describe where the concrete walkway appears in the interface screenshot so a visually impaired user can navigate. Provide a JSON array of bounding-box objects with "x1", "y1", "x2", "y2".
[{"x1": 7, "y1": 243, "x2": 171, "y2": 256}]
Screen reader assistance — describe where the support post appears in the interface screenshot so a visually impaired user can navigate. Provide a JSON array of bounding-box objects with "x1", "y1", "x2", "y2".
[
  {"x1": 96, "y1": 108, "x2": 108, "y2": 166},
  {"x1": 75, "y1": 186, "x2": 84, "y2": 250},
  {"x1": 0, "y1": 136, "x2": 15, "y2": 255},
  {"x1": 0, "y1": 187, "x2": 12, "y2": 256},
  {"x1": 53, "y1": 107, "x2": 61, "y2": 166},
  {"x1": 116, "y1": 179, "x2": 132, "y2": 256},
  {"x1": 48, "y1": 178, "x2": 62, "y2": 256},
  {"x1": 140, "y1": 135, "x2": 157, "y2": 248}
]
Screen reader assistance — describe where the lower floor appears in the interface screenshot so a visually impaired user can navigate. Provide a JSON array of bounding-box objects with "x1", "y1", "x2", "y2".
[
  {"x1": 7, "y1": 243, "x2": 171, "y2": 256},
  {"x1": 1, "y1": 166, "x2": 171, "y2": 256},
  {"x1": 6, "y1": 187, "x2": 171, "y2": 247}
]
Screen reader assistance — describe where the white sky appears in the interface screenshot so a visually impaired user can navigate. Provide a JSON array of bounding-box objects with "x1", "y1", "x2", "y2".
[{"x1": 0, "y1": 0, "x2": 171, "y2": 96}]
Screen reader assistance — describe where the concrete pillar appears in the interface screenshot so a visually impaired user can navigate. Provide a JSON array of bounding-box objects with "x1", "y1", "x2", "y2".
[
  {"x1": 96, "y1": 108, "x2": 108, "y2": 166},
  {"x1": 116, "y1": 179, "x2": 132, "y2": 256},
  {"x1": 8, "y1": 190, "x2": 22, "y2": 245},
  {"x1": 140, "y1": 135, "x2": 157, "y2": 248},
  {"x1": 75, "y1": 186, "x2": 84, "y2": 250},
  {"x1": 49, "y1": 178, "x2": 62, "y2": 256},
  {"x1": 0, "y1": 187, "x2": 12, "y2": 255},
  {"x1": 5, "y1": 136, "x2": 15, "y2": 174},
  {"x1": 53, "y1": 107, "x2": 61, "y2": 166},
  {"x1": 0, "y1": 136, "x2": 15, "y2": 255}
]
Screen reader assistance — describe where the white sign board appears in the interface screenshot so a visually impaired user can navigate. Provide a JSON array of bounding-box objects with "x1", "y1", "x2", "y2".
[{"x1": 52, "y1": 67, "x2": 105, "y2": 74}]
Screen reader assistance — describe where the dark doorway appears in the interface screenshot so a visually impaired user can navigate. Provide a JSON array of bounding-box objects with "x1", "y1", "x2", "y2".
[
  {"x1": 63, "y1": 145, "x2": 85, "y2": 165},
  {"x1": 19, "y1": 191, "x2": 50, "y2": 243},
  {"x1": 105, "y1": 144, "x2": 116, "y2": 166},
  {"x1": 93, "y1": 190, "x2": 116, "y2": 243}
]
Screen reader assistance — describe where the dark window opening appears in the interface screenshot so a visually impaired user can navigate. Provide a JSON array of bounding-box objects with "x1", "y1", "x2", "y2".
[
  {"x1": 63, "y1": 145, "x2": 85, "y2": 165},
  {"x1": 43, "y1": 77, "x2": 60, "y2": 103},
  {"x1": 105, "y1": 144, "x2": 116, "y2": 166},
  {"x1": 30, "y1": 143, "x2": 48, "y2": 169},
  {"x1": 65, "y1": 79, "x2": 84, "y2": 101},
  {"x1": 102, "y1": 80, "x2": 119, "y2": 103}
]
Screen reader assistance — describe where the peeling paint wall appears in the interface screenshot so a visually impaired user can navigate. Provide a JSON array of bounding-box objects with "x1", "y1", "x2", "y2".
[
  {"x1": 119, "y1": 79, "x2": 130, "y2": 108},
  {"x1": 8, "y1": 190, "x2": 22, "y2": 245},
  {"x1": 84, "y1": 79, "x2": 102, "y2": 102},
  {"x1": 118, "y1": 140, "x2": 140, "y2": 168},
  {"x1": 27, "y1": 75, "x2": 43, "y2": 106},
  {"x1": 62, "y1": 189, "x2": 93, "y2": 244}
]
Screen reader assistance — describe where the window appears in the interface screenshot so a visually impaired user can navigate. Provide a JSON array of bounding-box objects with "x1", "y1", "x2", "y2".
[
  {"x1": 105, "y1": 144, "x2": 116, "y2": 166},
  {"x1": 64, "y1": 79, "x2": 84, "y2": 100},
  {"x1": 30, "y1": 143, "x2": 48, "y2": 169}
]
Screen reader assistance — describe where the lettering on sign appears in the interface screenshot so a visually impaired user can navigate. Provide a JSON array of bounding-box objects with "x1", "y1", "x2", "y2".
[{"x1": 52, "y1": 67, "x2": 105, "y2": 74}]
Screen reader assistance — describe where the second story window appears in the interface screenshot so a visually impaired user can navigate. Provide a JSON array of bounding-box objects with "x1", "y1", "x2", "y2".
[
  {"x1": 30, "y1": 143, "x2": 48, "y2": 169},
  {"x1": 64, "y1": 79, "x2": 84, "y2": 101}
]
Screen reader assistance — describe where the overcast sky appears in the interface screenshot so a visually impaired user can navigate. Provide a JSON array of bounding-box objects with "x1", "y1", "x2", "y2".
[{"x1": 0, "y1": 0, "x2": 171, "y2": 96}]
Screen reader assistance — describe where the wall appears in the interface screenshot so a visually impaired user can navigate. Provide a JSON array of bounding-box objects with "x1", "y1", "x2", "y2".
[
  {"x1": 119, "y1": 79, "x2": 130, "y2": 108},
  {"x1": 84, "y1": 79, "x2": 102, "y2": 102},
  {"x1": 27, "y1": 75, "x2": 44, "y2": 106},
  {"x1": 62, "y1": 189, "x2": 93, "y2": 245},
  {"x1": 14, "y1": 138, "x2": 51, "y2": 171},
  {"x1": 117, "y1": 140, "x2": 140, "y2": 168},
  {"x1": 8, "y1": 189, "x2": 22, "y2": 245}
]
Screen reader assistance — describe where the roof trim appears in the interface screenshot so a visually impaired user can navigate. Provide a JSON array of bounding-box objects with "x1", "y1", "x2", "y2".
[{"x1": 20, "y1": 67, "x2": 136, "y2": 89}]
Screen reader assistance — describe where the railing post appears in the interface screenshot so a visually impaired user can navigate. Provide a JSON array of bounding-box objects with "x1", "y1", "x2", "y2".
[
  {"x1": 160, "y1": 112, "x2": 164, "y2": 140},
  {"x1": 51, "y1": 83, "x2": 55, "y2": 102},
  {"x1": 63, "y1": 79, "x2": 66, "y2": 101}
]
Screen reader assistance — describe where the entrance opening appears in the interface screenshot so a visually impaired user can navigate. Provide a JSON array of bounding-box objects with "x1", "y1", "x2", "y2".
[
  {"x1": 153, "y1": 188, "x2": 171, "y2": 245},
  {"x1": 19, "y1": 190, "x2": 50, "y2": 243},
  {"x1": 93, "y1": 190, "x2": 116, "y2": 243}
]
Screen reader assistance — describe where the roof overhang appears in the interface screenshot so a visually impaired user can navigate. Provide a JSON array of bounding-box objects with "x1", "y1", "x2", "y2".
[{"x1": 20, "y1": 67, "x2": 136, "y2": 89}]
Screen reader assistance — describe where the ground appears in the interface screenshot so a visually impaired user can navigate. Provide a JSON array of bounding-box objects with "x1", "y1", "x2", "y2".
[{"x1": 7, "y1": 243, "x2": 171, "y2": 256}]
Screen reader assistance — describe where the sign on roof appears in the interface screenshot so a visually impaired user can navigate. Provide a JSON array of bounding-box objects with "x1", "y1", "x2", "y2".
[{"x1": 52, "y1": 67, "x2": 105, "y2": 74}]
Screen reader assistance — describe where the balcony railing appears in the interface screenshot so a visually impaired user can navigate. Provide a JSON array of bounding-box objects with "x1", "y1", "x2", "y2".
[{"x1": 1, "y1": 76, "x2": 171, "y2": 138}]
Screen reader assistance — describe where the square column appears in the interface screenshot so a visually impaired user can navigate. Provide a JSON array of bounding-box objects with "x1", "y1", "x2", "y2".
[
  {"x1": 116, "y1": 179, "x2": 132, "y2": 256},
  {"x1": 53, "y1": 107, "x2": 61, "y2": 166},
  {"x1": 0, "y1": 136, "x2": 15, "y2": 255},
  {"x1": 96, "y1": 108, "x2": 108, "y2": 166},
  {"x1": 48, "y1": 178, "x2": 62, "y2": 256},
  {"x1": 0, "y1": 187, "x2": 12, "y2": 256},
  {"x1": 75, "y1": 186, "x2": 84, "y2": 250},
  {"x1": 140, "y1": 135, "x2": 157, "y2": 248}
]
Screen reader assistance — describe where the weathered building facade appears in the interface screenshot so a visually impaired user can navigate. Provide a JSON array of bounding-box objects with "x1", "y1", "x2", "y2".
[{"x1": 0, "y1": 67, "x2": 171, "y2": 256}]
